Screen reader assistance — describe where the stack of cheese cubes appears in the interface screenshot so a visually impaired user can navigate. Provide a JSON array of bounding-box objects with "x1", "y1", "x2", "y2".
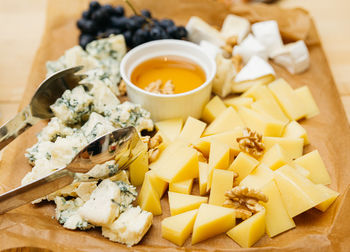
[{"x1": 133, "y1": 78, "x2": 339, "y2": 248}]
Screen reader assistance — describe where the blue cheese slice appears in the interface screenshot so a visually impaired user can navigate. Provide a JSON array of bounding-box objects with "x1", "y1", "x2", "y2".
[
  {"x1": 80, "y1": 112, "x2": 116, "y2": 142},
  {"x1": 90, "y1": 82, "x2": 120, "y2": 115},
  {"x1": 101, "y1": 206, "x2": 153, "y2": 247}
]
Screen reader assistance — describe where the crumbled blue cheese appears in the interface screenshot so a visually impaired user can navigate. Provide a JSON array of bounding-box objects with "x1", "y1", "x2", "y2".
[
  {"x1": 107, "y1": 102, "x2": 154, "y2": 132},
  {"x1": 80, "y1": 112, "x2": 116, "y2": 142},
  {"x1": 114, "y1": 181, "x2": 137, "y2": 213},
  {"x1": 102, "y1": 206, "x2": 153, "y2": 247},
  {"x1": 89, "y1": 82, "x2": 120, "y2": 115},
  {"x1": 76, "y1": 160, "x2": 119, "y2": 181},
  {"x1": 54, "y1": 196, "x2": 93, "y2": 230},
  {"x1": 78, "y1": 179, "x2": 121, "y2": 226},
  {"x1": 37, "y1": 117, "x2": 75, "y2": 142},
  {"x1": 25, "y1": 141, "x2": 55, "y2": 165},
  {"x1": 50, "y1": 86, "x2": 94, "y2": 125}
]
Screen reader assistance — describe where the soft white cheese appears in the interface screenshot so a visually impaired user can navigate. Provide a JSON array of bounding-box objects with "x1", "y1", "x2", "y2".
[
  {"x1": 220, "y1": 14, "x2": 250, "y2": 43},
  {"x1": 102, "y1": 206, "x2": 153, "y2": 247},
  {"x1": 90, "y1": 82, "x2": 120, "y2": 115},
  {"x1": 199, "y1": 40, "x2": 222, "y2": 60},
  {"x1": 80, "y1": 112, "x2": 116, "y2": 142},
  {"x1": 186, "y1": 16, "x2": 225, "y2": 47},
  {"x1": 235, "y1": 55, "x2": 275, "y2": 83},
  {"x1": 212, "y1": 53, "x2": 237, "y2": 97},
  {"x1": 252, "y1": 20, "x2": 283, "y2": 56},
  {"x1": 233, "y1": 34, "x2": 268, "y2": 64},
  {"x1": 78, "y1": 179, "x2": 121, "y2": 226},
  {"x1": 271, "y1": 40, "x2": 310, "y2": 74}
]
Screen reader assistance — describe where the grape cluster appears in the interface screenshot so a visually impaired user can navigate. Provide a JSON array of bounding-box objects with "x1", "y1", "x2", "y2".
[{"x1": 77, "y1": 1, "x2": 188, "y2": 49}]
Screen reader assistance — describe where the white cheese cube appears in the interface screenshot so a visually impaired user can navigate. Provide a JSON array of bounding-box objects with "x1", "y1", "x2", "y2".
[
  {"x1": 212, "y1": 54, "x2": 237, "y2": 97},
  {"x1": 220, "y1": 14, "x2": 250, "y2": 43},
  {"x1": 78, "y1": 179, "x2": 121, "y2": 226},
  {"x1": 102, "y1": 206, "x2": 153, "y2": 246},
  {"x1": 186, "y1": 16, "x2": 225, "y2": 47},
  {"x1": 233, "y1": 34, "x2": 268, "y2": 64},
  {"x1": 199, "y1": 40, "x2": 222, "y2": 60},
  {"x1": 81, "y1": 112, "x2": 116, "y2": 142},
  {"x1": 252, "y1": 20, "x2": 283, "y2": 56},
  {"x1": 271, "y1": 40, "x2": 310, "y2": 74}
]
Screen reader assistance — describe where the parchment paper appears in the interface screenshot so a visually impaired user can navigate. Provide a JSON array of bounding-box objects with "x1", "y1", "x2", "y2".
[{"x1": 0, "y1": 0, "x2": 350, "y2": 251}]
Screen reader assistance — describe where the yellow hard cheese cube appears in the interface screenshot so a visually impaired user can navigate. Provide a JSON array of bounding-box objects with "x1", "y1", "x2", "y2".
[
  {"x1": 294, "y1": 150, "x2": 331, "y2": 185},
  {"x1": 207, "y1": 141, "x2": 230, "y2": 191},
  {"x1": 198, "y1": 162, "x2": 209, "y2": 196},
  {"x1": 201, "y1": 96, "x2": 227, "y2": 123},
  {"x1": 203, "y1": 107, "x2": 245, "y2": 136},
  {"x1": 209, "y1": 169, "x2": 234, "y2": 206},
  {"x1": 228, "y1": 152, "x2": 259, "y2": 184},
  {"x1": 232, "y1": 74, "x2": 275, "y2": 93},
  {"x1": 150, "y1": 141, "x2": 199, "y2": 183},
  {"x1": 251, "y1": 98, "x2": 289, "y2": 125},
  {"x1": 260, "y1": 144, "x2": 288, "y2": 171},
  {"x1": 169, "y1": 179, "x2": 193, "y2": 194},
  {"x1": 238, "y1": 106, "x2": 285, "y2": 137},
  {"x1": 226, "y1": 210, "x2": 265, "y2": 248},
  {"x1": 177, "y1": 116, "x2": 207, "y2": 143},
  {"x1": 261, "y1": 180, "x2": 295, "y2": 237},
  {"x1": 274, "y1": 165, "x2": 328, "y2": 217},
  {"x1": 161, "y1": 209, "x2": 198, "y2": 246},
  {"x1": 240, "y1": 164, "x2": 274, "y2": 189},
  {"x1": 193, "y1": 127, "x2": 243, "y2": 157},
  {"x1": 315, "y1": 184, "x2": 339, "y2": 212},
  {"x1": 292, "y1": 163, "x2": 310, "y2": 178},
  {"x1": 268, "y1": 79, "x2": 307, "y2": 121},
  {"x1": 283, "y1": 121, "x2": 309, "y2": 145},
  {"x1": 192, "y1": 204, "x2": 235, "y2": 244},
  {"x1": 144, "y1": 170, "x2": 168, "y2": 198},
  {"x1": 155, "y1": 118, "x2": 183, "y2": 142},
  {"x1": 224, "y1": 96, "x2": 254, "y2": 110},
  {"x1": 168, "y1": 192, "x2": 208, "y2": 216},
  {"x1": 129, "y1": 150, "x2": 148, "y2": 186},
  {"x1": 295, "y1": 86, "x2": 320, "y2": 119},
  {"x1": 263, "y1": 137, "x2": 304, "y2": 161},
  {"x1": 137, "y1": 177, "x2": 162, "y2": 215}
]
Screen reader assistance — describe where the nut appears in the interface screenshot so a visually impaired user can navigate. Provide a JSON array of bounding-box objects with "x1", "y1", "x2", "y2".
[
  {"x1": 118, "y1": 80, "x2": 127, "y2": 96},
  {"x1": 236, "y1": 128, "x2": 265, "y2": 158},
  {"x1": 226, "y1": 36, "x2": 238, "y2": 47},
  {"x1": 148, "y1": 148, "x2": 160, "y2": 163},
  {"x1": 162, "y1": 80, "x2": 175, "y2": 95},
  {"x1": 149, "y1": 134, "x2": 163, "y2": 149},
  {"x1": 231, "y1": 54, "x2": 243, "y2": 72},
  {"x1": 145, "y1": 79, "x2": 175, "y2": 95}
]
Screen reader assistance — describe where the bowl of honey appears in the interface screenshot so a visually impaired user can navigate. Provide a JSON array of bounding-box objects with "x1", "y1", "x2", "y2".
[{"x1": 120, "y1": 39, "x2": 216, "y2": 121}]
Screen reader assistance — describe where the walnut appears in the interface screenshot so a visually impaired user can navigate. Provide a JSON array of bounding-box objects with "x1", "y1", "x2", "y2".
[
  {"x1": 148, "y1": 148, "x2": 160, "y2": 163},
  {"x1": 231, "y1": 54, "x2": 243, "y2": 72},
  {"x1": 145, "y1": 79, "x2": 175, "y2": 95},
  {"x1": 226, "y1": 36, "x2": 238, "y2": 48},
  {"x1": 236, "y1": 128, "x2": 265, "y2": 158},
  {"x1": 141, "y1": 136, "x2": 150, "y2": 146},
  {"x1": 118, "y1": 80, "x2": 127, "y2": 96},
  {"x1": 224, "y1": 185, "x2": 268, "y2": 219},
  {"x1": 147, "y1": 134, "x2": 163, "y2": 163}
]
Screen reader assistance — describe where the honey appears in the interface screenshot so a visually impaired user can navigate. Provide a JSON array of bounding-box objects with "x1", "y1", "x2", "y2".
[{"x1": 131, "y1": 55, "x2": 206, "y2": 94}]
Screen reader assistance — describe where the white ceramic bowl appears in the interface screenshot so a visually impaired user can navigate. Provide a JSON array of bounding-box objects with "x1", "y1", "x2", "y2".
[{"x1": 120, "y1": 39, "x2": 216, "y2": 122}]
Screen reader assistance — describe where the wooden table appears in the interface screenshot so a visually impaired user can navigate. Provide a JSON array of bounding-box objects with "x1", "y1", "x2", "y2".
[{"x1": 0, "y1": 0, "x2": 349, "y2": 125}]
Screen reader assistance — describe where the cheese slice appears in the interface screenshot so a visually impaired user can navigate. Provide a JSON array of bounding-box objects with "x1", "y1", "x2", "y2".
[
  {"x1": 224, "y1": 96, "x2": 254, "y2": 110},
  {"x1": 161, "y1": 209, "x2": 199, "y2": 246},
  {"x1": 260, "y1": 144, "x2": 288, "y2": 171},
  {"x1": 240, "y1": 164, "x2": 274, "y2": 189},
  {"x1": 198, "y1": 162, "x2": 209, "y2": 196},
  {"x1": 233, "y1": 34, "x2": 268, "y2": 64},
  {"x1": 251, "y1": 97, "x2": 290, "y2": 124},
  {"x1": 209, "y1": 169, "x2": 234, "y2": 206},
  {"x1": 283, "y1": 120, "x2": 309, "y2": 145},
  {"x1": 271, "y1": 40, "x2": 310, "y2": 74},
  {"x1": 261, "y1": 180, "x2": 295, "y2": 237},
  {"x1": 220, "y1": 14, "x2": 250, "y2": 43},
  {"x1": 168, "y1": 191, "x2": 208, "y2": 216},
  {"x1": 203, "y1": 107, "x2": 245, "y2": 136},
  {"x1": 263, "y1": 136, "x2": 304, "y2": 161},
  {"x1": 228, "y1": 152, "x2": 259, "y2": 184},
  {"x1": 169, "y1": 179, "x2": 194, "y2": 195},
  {"x1": 192, "y1": 204, "x2": 235, "y2": 244},
  {"x1": 129, "y1": 150, "x2": 148, "y2": 186},
  {"x1": 186, "y1": 16, "x2": 225, "y2": 47},
  {"x1": 226, "y1": 210, "x2": 265, "y2": 248},
  {"x1": 177, "y1": 116, "x2": 207, "y2": 144},
  {"x1": 252, "y1": 20, "x2": 283, "y2": 56},
  {"x1": 137, "y1": 176, "x2": 162, "y2": 215},
  {"x1": 155, "y1": 118, "x2": 183, "y2": 142},
  {"x1": 199, "y1": 40, "x2": 222, "y2": 60},
  {"x1": 294, "y1": 86, "x2": 320, "y2": 119},
  {"x1": 144, "y1": 170, "x2": 168, "y2": 198},
  {"x1": 212, "y1": 53, "x2": 237, "y2": 97},
  {"x1": 201, "y1": 96, "x2": 227, "y2": 123},
  {"x1": 315, "y1": 184, "x2": 339, "y2": 212}
]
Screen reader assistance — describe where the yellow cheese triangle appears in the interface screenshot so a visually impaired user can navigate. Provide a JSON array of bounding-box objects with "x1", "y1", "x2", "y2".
[
  {"x1": 137, "y1": 177, "x2": 162, "y2": 216},
  {"x1": 155, "y1": 118, "x2": 183, "y2": 142},
  {"x1": 161, "y1": 209, "x2": 198, "y2": 246},
  {"x1": 168, "y1": 191, "x2": 207, "y2": 216},
  {"x1": 192, "y1": 203, "x2": 235, "y2": 244}
]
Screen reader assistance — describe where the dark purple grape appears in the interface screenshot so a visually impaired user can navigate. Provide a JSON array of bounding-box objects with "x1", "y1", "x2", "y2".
[
  {"x1": 77, "y1": 19, "x2": 98, "y2": 34},
  {"x1": 167, "y1": 25, "x2": 180, "y2": 39},
  {"x1": 150, "y1": 26, "x2": 167, "y2": 40},
  {"x1": 110, "y1": 16, "x2": 128, "y2": 30},
  {"x1": 132, "y1": 28, "x2": 149, "y2": 47},
  {"x1": 101, "y1": 4, "x2": 114, "y2": 15},
  {"x1": 89, "y1": 1, "x2": 101, "y2": 11},
  {"x1": 159, "y1": 19, "x2": 175, "y2": 29},
  {"x1": 79, "y1": 34, "x2": 95, "y2": 48},
  {"x1": 82, "y1": 10, "x2": 92, "y2": 19},
  {"x1": 126, "y1": 19, "x2": 139, "y2": 31},
  {"x1": 105, "y1": 28, "x2": 123, "y2": 37},
  {"x1": 131, "y1": 15, "x2": 146, "y2": 27},
  {"x1": 92, "y1": 8, "x2": 109, "y2": 24},
  {"x1": 114, "y1": 6, "x2": 125, "y2": 17},
  {"x1": 141, "y1": 9, "x2": 151, "y2": 18},
  {"x1": 123, "y1": 30, "x2": 133, "y2": 47},
  {"x1": 176, "y1": 26, "x2": 187, "y2": 38}
]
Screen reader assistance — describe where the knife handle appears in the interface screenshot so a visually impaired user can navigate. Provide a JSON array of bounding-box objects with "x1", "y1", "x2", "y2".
[
  {"x1": 0, "y1": 105, "x2": 40, "y2": 150},
  {"x1": 0, "y1": 168, "x2": 74, "y2": 214}
]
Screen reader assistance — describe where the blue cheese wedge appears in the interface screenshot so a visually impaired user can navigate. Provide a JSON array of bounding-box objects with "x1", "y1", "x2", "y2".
[
  {"x1": 101, "y1": 206, "x2": 153, "y2": 247},
  {"x1": 50, "y1": 86, "x2": 94, "y2": 125},
  {"x1": 80, "y1": 112, "x2": 116, "y2": 142},
  {"x1": 78, "y1": 179, "x2": 121, "y2": 226}
]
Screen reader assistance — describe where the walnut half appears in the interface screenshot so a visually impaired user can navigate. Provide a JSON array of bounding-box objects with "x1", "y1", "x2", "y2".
[{"x1": 236, "y1": 128, "x2": 265, "y2": 158}]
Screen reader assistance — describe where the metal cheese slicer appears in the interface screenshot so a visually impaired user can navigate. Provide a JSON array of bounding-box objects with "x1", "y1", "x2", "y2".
[
  {"x1": 0, "y1": 66, "x2": 86, "y2": 150},
  {"x1": 0, "y1": 126, "x2": 144, "y2": 214}
]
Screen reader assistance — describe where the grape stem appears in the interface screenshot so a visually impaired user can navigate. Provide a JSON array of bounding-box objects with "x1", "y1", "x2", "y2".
[{"x1": 123, "y1": 0, "x2": 154, "y2": 25}]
